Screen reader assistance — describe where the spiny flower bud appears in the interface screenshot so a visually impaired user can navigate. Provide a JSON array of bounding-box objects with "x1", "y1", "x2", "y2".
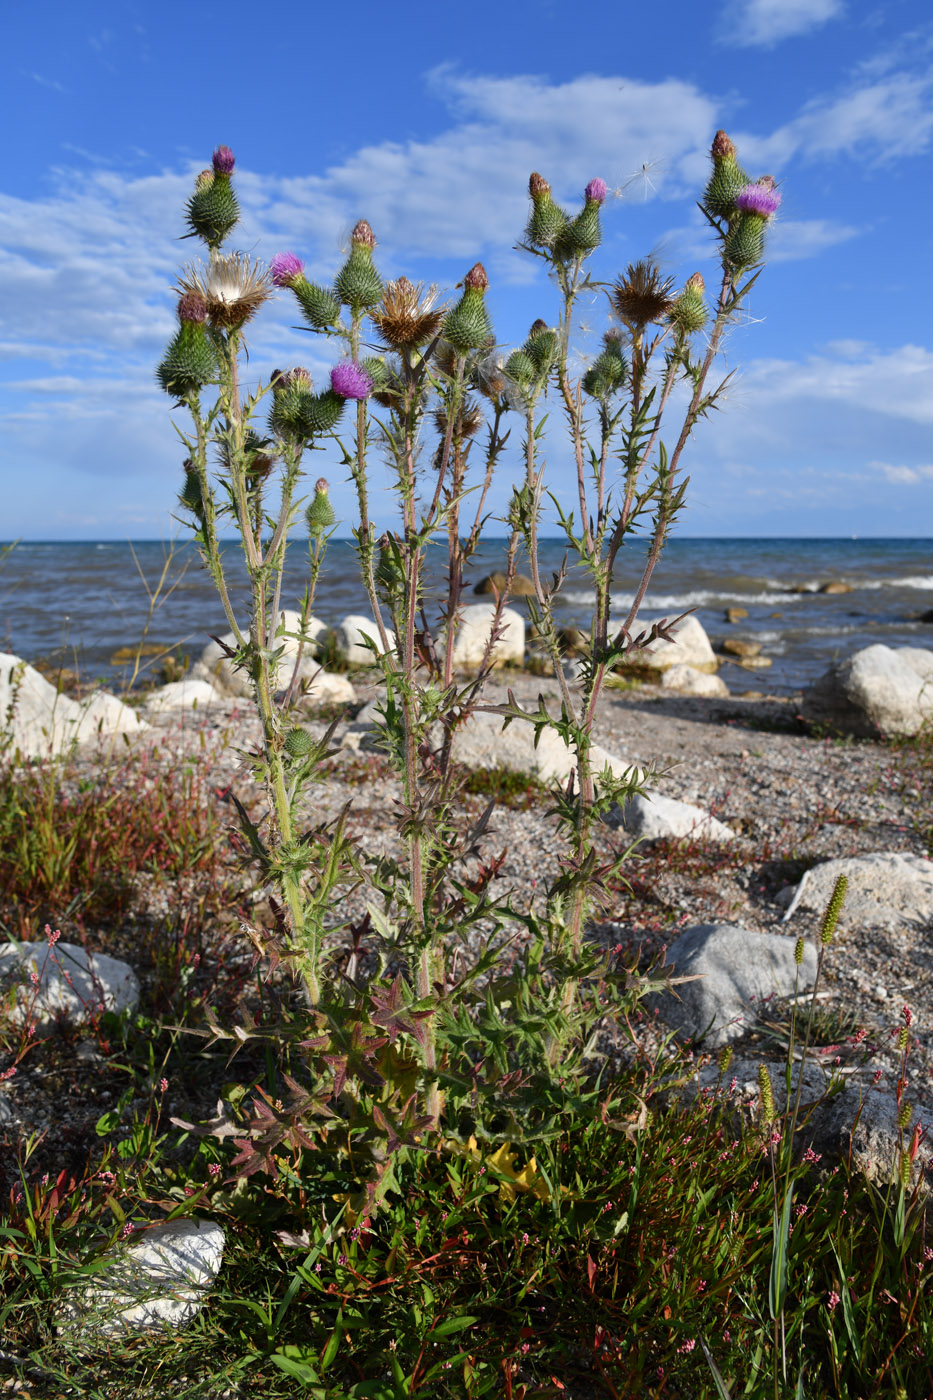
[
  {"x1": 820, "y1": 875, "x2": 847, "y2": 946},
  {"x1": 177, "y1": 292, "x2": 207, "y2": 324},
  {"x1": 284, "y1": 726, "x2": 315, "y2": 757},
  {"x1": 330, "y1": 362, "x2": 373, "y2": 400},
  {"x1": 758, "y1": 1065, "x2": 776, "y2": 1123},
  {"x1": 561, "y1": 178, "x2": 607, "y2": 255},
  {"x1": 178, "y1": 460, "x2": 204, "y2": 519},
  {"x1": 526, "y1": 171, "x2": 569, "y2": 251},
  {"x1": 443, "y1": 263, "x2": 493, "y2": 353},
  {"x1": 334, "y1": 221, "x2": 383, "y2": 312},
  {"x1": 582, "y1": 337, "x2": 628, "y2": 402},
  {"x1": 292, "y1": 279, "x2": 341, "y2": 330},
  {"x1": 270, "y1": 251, "x2": 306, "y2": 288},
  {"x1": 306, "y1": 478, "x2": 336, "y2": 537},
  {"x1": 187, "y1": 153, "x2": 239, "y2": 248},
  {"x1": 704, "y1": 129, "x2": 750, "y2": 220},
  {"x1": 668, "y1": 272, "x2": 708, "y2": 335}
]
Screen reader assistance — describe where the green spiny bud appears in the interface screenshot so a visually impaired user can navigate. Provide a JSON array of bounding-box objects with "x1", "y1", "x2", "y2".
[
  {"x1": 299, "y1": 388, "x2": 346, "y2": 436},
  {"x1": 268, "y1": 368, "x2": 314, "y2": 441},
  {"x1": 582, "y1": 334, "x2": 628, "y2": 402},
  {"x1": 178, "y1": 460, "x2": 204, "y2": 520},
  {"x1": 292, "y1": 278, "x2": 341, "y2": 329},
  {"x1": 524, "y1": 320, "x2": 558, "y2": 374},
  {"x1": 820, "y1": 875, "x2": 848, "y2": 946},
  {"x1": 669, "y1": 273, "x2": 708, "y2": 334},
  {"x1": 283, "y1": 726, "x2": 315, "y2": 757},
  {"x1": 334, "y1": 220, "x2": 383, "y2": 312},
  {"x1": 306, "y1": 477, "x2": 336, "y2": 538},
  {"x1": 704, "y1": 130, "x2": 750, "y2": 219},
  {"x1": 505, "y1": 348, "x2": 536, "y2": 389},
  {"x1": 559, "y1": 180, "x2": 606, "y2": 257},
  {"x1": 724, "y1": 213, "x2": 766, "y2": 269},
  {"x1": 794, "y1": 937, "x2": 805, "y2": 966},
  {"x1": 443, "y1": 263, "x2": 493, "y2": 352},
  {"x1": 185, "y1": 171, "x2": 239, "y2": 250},
  {"x1": 360, "y1": 356, "x2": 390, "y2": 396},
  {"x1": 526, "y1": 172, "x2": 569, "y2": 250},
  {"x1": 758, "y1": 1064, "x2": 776, "y2": 1122},
  {"x1": 157, "y1": 321, "x2": 218, "y2": 399}
]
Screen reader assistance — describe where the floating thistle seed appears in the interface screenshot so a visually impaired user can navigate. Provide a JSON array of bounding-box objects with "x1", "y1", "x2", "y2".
[
  {"x1": 371, "y1": 276, "x2": 446, "y2": 349},
  {"x1": 306, "y1": 477, "x2": 336, "y2": 538},
  {"x1": 330, "y1": 361, "x2": 373, "y2": 400},
  {"x1": 526, "y1": 171, "x2": 569, "y2": 250},
  {"x1": 473, "y1": 350, "x2": 508, "y2": 401},
  {"x1": 668, "y1": 272, "x2": 708, "y2": 334},
  {"x1": 703, "y1": 129, "x2": 750, "y2": 219},
  {"x1": 443, "y1": 262, "x2": 493, "y2": 353},
  {"x1": 758, "y1": 1064, "x2": 776, "y2": 1123},
  {"x1": 820, "y1": 874, "x2": 847, "y2": 946},
  {"x1": 186, "y1": 150, "x2": 239, "y2": 249},
  {"x1": 611, "y1": 260, "x2": 676, "y2": 330},
  {"x1": 334, "y1": 219, "x2": 383, "y2": 313},
  {"x1": 157, "y1": 292, "x2": 217, "y2": 397},
  {"x1": 176, "y1": 253, "x2": 272, "y2": 330}
]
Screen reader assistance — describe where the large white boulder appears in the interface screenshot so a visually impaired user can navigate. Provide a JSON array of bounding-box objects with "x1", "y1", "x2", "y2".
[
  {"x1": 334, "y1": 615, "x2": 396, "y2": 667},
  {"x1": 802, "y1": 644, "x2": 933, "y2": 738},
  {"x1": 56, "y1": 1218, "x2": 225, "y2": 1341},
  {"x1": 653, "y1": 924, "x2": 817, "y2": 1046},
  {"x1": 777, "y1": 851, "x2": 933, "y2": 932},
  {"x1": 0, "y1": 940, "x2": 139, "y2": 1031},
  {"x1": 293, "y1": 665, "x2": 356, "y2": 707},
  {"x1": 661, "y1": 664, "x2": 730, "y2": 698},
  {"x1": 626, "y1": 615, "x2": 718, "y2": 674},
  {"x1": 197, "y1": 609, "x2": 328, "y2": 696},
  {"x1": 452, "y1": 710, "x2": 640, "y2": 787},
  {"x1": 445, "y1": 604, "x2": 525, "y2": 668},
  {"x1": 141, "y1": 679, "x2": 222, "y2": 714},
  {"x1": 0, "y1": 654, "x2": 146, "y2": 759},
  {"x1": 609, "y1": 791, "x2": 734, "y2": 844}
]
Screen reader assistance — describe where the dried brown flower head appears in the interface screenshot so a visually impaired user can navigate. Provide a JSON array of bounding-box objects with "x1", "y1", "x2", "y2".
[
  {"x1": 434, "y1": 396, "x2": 484, "y2": 440},
  {"x1": 371, "y1": 277, "x2": 446, "y2": 349},
  {"x1": 611, "y1": 260, "x2": 676, "y2": 330},
  {"x1": 473, "y1": 351, "x2": 508, "y2": 400},
  {"x1": 176, "y1": 253, "x2": 272, "y2": 329}
]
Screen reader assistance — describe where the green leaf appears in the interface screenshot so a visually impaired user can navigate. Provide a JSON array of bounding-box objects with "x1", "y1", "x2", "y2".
[
  {"x1": 432, "y1": 1313, "x2": 479, "y2": 1337},
  {"x1": 769, "y1": 1182, "x2": 794, "y2": 1321},
  {"x1": 271, "y1": 1347, "x2": 322, "y2": 1387}
]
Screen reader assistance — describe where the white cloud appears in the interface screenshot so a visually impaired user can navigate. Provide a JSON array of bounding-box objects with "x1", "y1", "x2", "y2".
[
  {"x1": 722, "y1": 0, "x2": 843, "y2": 47},
  {"x1": 873, "y1": 461, "x2": 933, "y2": 484},
  {"x1": 767, "y1": 218, "x2": 859, "y2": 260}
]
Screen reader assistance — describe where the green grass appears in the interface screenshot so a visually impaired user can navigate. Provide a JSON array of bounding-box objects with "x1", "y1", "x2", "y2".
[{"x1": 1, "y1": 741, "x2": 932, "y2": 1398}]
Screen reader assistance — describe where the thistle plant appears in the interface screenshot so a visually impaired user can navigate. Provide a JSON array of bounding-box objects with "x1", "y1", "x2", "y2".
[{"x1": 158, "y1": 131, "x2": 777, "y2": 1212}]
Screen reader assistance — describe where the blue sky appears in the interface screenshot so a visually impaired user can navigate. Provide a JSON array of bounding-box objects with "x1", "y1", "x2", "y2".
[{"x1": 2, "y1": 0, "x2": 932, "y2": 539}]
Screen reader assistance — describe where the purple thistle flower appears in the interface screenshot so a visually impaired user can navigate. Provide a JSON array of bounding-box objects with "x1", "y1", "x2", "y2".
[
  {"x1": 585, "y1": 177, "x2": 607, "y2": 205},
  {"x1": 177, "y1": 292, "x2": 207, "y2": 324},
  {"x1": 212, "y1": 145, "x2": 235, "y2": 175},
  {"x1": 270, "y1": 251, "x2": 306, "y2": 288},
  {"x1": 735, "y1": 181, "x2": 782, "y2": 217},
  {"x1": 330, "y1": 362, "x2": 373, "y2": 400}
]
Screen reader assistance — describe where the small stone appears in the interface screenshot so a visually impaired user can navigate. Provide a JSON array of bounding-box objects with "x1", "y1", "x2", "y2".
[
  {"x1": 443, "y1": 604, "x2": 525, "y2": 668},
  {"x1": 334, "y1": 615, "x2": 396, "y2": 668},
  {"x1": 607, "y1": 791, "x2": 733, "y2": 844},
  {"x1": 142, "y1": 679, "x2": 221, "y2": 713},
  {"x1": 721, "y1": 638, "x2": 761, "y2": 658},
  {"x1": 725, "y1": 607, "x2": 748, "y2": 623},
  {"x1": 818, "y1": 581, "x2": 852, "y2": 594},
  {"x1": 473, "y1": 572, "x2": 535, "y2": 597},
  {"x1": 661, "y1": 664, "x2": 729, "y2": 698},
  {"x1": 0, "y1": 941, "x2": 139, "y2": 1031}
]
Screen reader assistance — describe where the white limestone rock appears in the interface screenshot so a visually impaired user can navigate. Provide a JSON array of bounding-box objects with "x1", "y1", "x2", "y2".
[
  {"x1": 452, "y1": 710, "x2": 641, "y2": 787},
  {"x1": 0, "y1": 655, "x2": 146, "y2": 759},
  {"x1": 653, "y1": 924, "x2": 817, "y2": 1047},
  {"x1": 55, "y1": 1218, "x2": 225, "y2": 1341},
  {"x1": 608, "y1": 790, "x2": 734, "y2": 844},
  {"x1": 141, "y1": 678, "x2": 222, "y2": 713},
  {"x1": 0, "y1": 940, "x2": 139, "y2": 1031},
  {"x1": 445, "y1": 604, "x2": 525, "y2": 668},
  {"x1": 292, "y1": 665, "x2": 356, "y2": 708},
  {"x1": 622, "y1": 615, "x2": 717, "y2": 674},
  {"x1": 198, "y1": 609, "x2": 327, "y2": 696},
  {"x1": 802, "y1": 644, "x2": 933, "y2": 738},
  {"x1": 334, "y1": 615, "x2": 396, "y2": 667},
  {"x1": 777, "y1": 851, "x2": 933, "y2": 932},
  {"x1": 661, "y1": 664, "x2": 730, "y2": 698}
]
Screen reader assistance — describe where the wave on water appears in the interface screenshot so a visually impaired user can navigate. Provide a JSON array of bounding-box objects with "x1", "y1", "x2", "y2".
[
  {"x1": 768, "y1": 576, "x2": 933, "y2": 592},
  {"x1": 561, "y1": 589, "x2": 804, "y2": 610}
]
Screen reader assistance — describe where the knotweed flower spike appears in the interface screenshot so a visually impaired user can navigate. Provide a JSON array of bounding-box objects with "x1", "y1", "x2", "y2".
[
  {"x1": 270, "y1": 251, "x2": 306, "y2": 288},
  {"x1": 330, "y1": 362, "x2": 373, "y2": 400},
  {"x1": 177, "y1": 253, "x2": 272, "y2": 329}
]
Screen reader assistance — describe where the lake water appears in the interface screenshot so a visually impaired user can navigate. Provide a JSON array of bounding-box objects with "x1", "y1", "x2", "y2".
[{"x1": 1, "y1": 537, "x2": 930, "y2": 696}]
